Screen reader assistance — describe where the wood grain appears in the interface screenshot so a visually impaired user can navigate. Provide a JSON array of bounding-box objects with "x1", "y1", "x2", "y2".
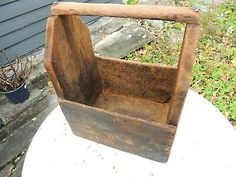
[
  {"x1": 44, "y1": 16, "x2": 64, "y2": 98},
  {"x1": 51, "y1": 3, "x2": 200, "y2": 24},
  {"x1": 47, "y1": 15, "x2": 102, "y2": 105},
  {"x1": 59, "y1": 98, "x2": 176, "y2": 162},
  {"x1": 167, "y1": 23, "x2": 200, "y2": 126},
  {"x1": 96, "y1": 56, "x2": 177, "y2": 103},
  {"x1": 44, "y1": 4, "x2": 200, "y2": 162},
  {"x1": 94, "y1": 90, "x2": 170, "y2": 124}
]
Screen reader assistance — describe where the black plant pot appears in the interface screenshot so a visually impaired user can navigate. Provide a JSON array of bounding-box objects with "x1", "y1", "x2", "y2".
[{"x1": 0, "y1": 83, "x2": 30, "y2": 104}]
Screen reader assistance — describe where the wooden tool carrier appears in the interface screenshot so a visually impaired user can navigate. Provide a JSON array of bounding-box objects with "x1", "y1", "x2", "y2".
[{"x1": 44, "y1": 2, "x2": 200, "y2": 162}]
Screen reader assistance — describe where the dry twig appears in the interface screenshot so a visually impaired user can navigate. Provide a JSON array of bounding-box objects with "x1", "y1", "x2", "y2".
[{"x1": 0, "y1": 49, "x2": 33, "y2": 92}]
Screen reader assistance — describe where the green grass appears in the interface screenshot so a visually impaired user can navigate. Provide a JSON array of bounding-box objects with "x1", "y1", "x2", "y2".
[{"x1": 124, "y1": 1, "x2": 236, "y2": 122}]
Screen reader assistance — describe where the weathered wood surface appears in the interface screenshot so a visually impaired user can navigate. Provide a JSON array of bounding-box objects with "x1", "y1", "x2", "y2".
[
  {"x1": 167, "y1": 24, "x2": 200, "y2": 126},
  {"x1": 51, "y1": 3, "x2": 200, "y2": 24},
  {"x1": 44, "y1": 3, "x2": 200, "y2": 162},
  {"x1": 94, "y1": 90, "x2": 170, "y2": 123},
  {"x1": 96, "y1": 56, "x2": 177, "y2": 103},
  {"x1": 44, "y1": 16, "x2": 64, "y2": 98},
  {"x1": 59, "y1": 98, "x2": 176, "y2": 162},
  {"x1": 44, "y1": 15, "x2": 101, "y2": 105}
]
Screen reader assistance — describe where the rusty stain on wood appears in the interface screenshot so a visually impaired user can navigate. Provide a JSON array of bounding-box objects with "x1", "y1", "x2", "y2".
[{"x1": 44, "y1": 3, "x2": 200, "y2": 162}]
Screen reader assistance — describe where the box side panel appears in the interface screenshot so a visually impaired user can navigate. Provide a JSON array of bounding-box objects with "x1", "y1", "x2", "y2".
[
  {"x1": 50, "y1": 15, "x2": 101, "y2": 105},
  {"x1": 59, "y1": 99, "x2": 176, "y2": 162},
  {"x1": 96, "y1": 57, "x2": 177, "y2": 103}
]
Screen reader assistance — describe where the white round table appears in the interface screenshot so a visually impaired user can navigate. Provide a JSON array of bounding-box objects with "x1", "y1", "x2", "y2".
[{"x1": 22, "y1": 90, "x2": 236, "y2": 177}]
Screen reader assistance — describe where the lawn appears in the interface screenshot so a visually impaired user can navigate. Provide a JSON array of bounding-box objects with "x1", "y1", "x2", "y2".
[{"x1": 124, "y1": 1, "x2": 236, "y2": 123}]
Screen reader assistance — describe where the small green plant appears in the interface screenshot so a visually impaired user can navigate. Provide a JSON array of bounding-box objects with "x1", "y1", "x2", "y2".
[
  {"x1": 124, "y1": 1, "x2": 236, "y2": 122},
  {"x1": 127, "y1": 0, "x2": 139, "y2": 5},
  {"x1": 123, "y1": 0, "x2": 139, "y2": 5}
]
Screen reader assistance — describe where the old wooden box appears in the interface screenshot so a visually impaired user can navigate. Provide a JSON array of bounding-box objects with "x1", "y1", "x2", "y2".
[{"x1": 44, "y1": 2, "x2": 200, "y2": 162}]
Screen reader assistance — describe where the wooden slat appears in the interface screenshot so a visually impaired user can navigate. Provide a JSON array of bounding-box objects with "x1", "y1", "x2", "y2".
[
  {"x1": 0, "y1": 19, "x2": 46, "y2": 49},
  {"x1": 45, "y1": 15, "x2": 101, "y2": 104},
  {"x1": 0, "y1": 3, "x2": 100, "y2": 37},
  {"x1": 44, "y1": 16, "x2": 64, "y2": 97},
  {"x1": 0, "y1": 0, "x2": 17, "y2": 6},
  {"x1": 167, "y1": 23, "x2": 200, "y2": 126},
  {"x1": 0, "y1": 5, "x2": 50, "y2": 37},
  {"x1": 0, "y1": 4, "x2": 102, "y2": 65},
  {"x1": 0, "y1": 0, "x2": 124, "y2": 66},
  {"x1": 51, "y1": 3, "x2": 200, "y2": 24},
  {"x1": 59, "y1": 98, "x2": 176, "y2": 162},
  {"x1": 0, "y1": 0, "x2": 53, "y2": 22},
  {"x1": 60, "y1": 0, "x2": 88, "y2": 2},
  {"x1": 0, "y1": 32, "x2": 44, "y2": 66},
  {"x1": 96, "y1": 56, "x2": 177, "y2": 103}
]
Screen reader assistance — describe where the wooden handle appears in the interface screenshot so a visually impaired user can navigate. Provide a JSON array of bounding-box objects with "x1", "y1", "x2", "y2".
[{"x1": 51, "y1": 3, "x2": 200, "y2": 24}]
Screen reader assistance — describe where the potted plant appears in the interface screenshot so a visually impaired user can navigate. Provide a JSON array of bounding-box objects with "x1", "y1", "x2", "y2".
[{"x1": 0, "y1": 49, "x2": 32, "y2": 104}]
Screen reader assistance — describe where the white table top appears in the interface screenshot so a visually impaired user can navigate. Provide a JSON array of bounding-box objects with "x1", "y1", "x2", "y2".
[{"x1": 22, "y1": 90, "x2": 236, "y2": 177}]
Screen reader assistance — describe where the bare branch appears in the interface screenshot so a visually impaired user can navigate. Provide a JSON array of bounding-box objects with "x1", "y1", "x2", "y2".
[
  {"x1": 23, "y1": 55, "x2": 33, "y2": 80},
  {"x1": 0, "y1": 66, "x2": 8, "y2": 80},
  {"x1": 15, "y1": 55, "x2": 20, "y2": 73},
  {"x1": 0, "y1": 77, "x2": 14, "y2": 87},
  {"x1": 1, "y1": 49, "x2": 18, "y2": 79},
  {"x1": 0, "y1": 49, "x2": 32, "y2": 91},
  {"x1": 22, "y1": 58, "x2": 29, "y2": 78}
]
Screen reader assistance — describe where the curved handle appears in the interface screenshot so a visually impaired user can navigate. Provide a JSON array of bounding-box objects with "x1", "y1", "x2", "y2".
[{"x1": 51, "y1": 3, "x2": 200, "y2": 24}]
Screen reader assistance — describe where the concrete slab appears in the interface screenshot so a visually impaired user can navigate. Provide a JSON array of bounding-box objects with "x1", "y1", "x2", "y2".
[
  {"x1": 0, "y1": 93, "x2": 57, "y2": 168},
  {"x1": 10, "y1": 153, "x2": 26, "y2": 177},
  {"x1": 94, "y1": 23, "x2": 154, "y2": 58},
  {"x1": 0, "y1": 88, "x2": 43, "y2": 126},
  {"x1": 0, "y1": 164, "x2": 13, "y2": 177},
  {"x1": 0, "y1": 91, "x2": 47, "y2": 140},
  {"x1": 89, "y1": 17, "x2": 130, "y2": 45}
]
